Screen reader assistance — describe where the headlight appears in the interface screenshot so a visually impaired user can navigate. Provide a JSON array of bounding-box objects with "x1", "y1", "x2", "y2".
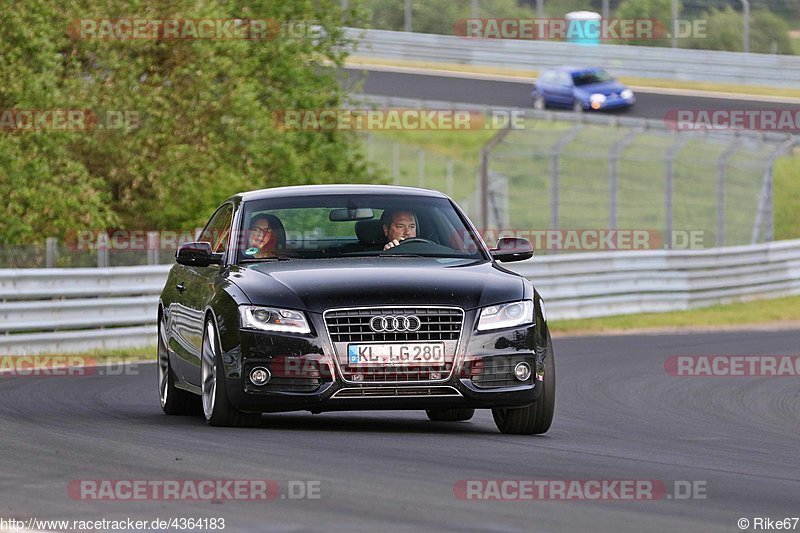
[
  {"x1": 621, "y1": 89, "x2": 634, "y2": 99},
  {"x1": 590, "y1": 93, "x2": 606, "y2": 103},
  {"x1": 239, "y1": 306, "x2": 311, "y2": 334},
  {"x1": 477, "y1": 300, "x2": 534, "y2": 331}
]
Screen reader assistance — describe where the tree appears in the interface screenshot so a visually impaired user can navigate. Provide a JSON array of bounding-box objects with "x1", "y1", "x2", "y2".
[
  {"x1": 0, "y1": 0, "x2": 372, "y2": 245},
  {"x1": 614, "y1": 0, "x2": 674, "y2": 46},
  {"x1": 683, "y1": 6, "x2": 794, "y2": 54}
]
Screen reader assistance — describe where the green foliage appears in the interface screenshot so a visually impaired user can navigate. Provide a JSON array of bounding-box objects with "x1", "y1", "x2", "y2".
[
  {"x1": 684, "y1": 6, "x2": 794, "y2": 54},
  {"x1": 365, "y1": 0, "x2": 536, "y2": 34},
  {"x1": 614, "y1": 0, "x2": 673, "y2": 46},
  {"x1": 0, "y1": 0, "x2": 372, "y2": 245}
]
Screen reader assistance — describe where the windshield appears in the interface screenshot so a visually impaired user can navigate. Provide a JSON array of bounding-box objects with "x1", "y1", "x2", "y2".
[
  {"x1": 235, "y1": 193, "x2": 486, "y2": 263},
  {"x1": 572, "y1": 69, "x2": 614, "y2": 86}
]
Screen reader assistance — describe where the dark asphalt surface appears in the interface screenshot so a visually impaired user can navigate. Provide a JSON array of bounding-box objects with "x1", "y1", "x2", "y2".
[
  {"x1": 343, "y1": 68, "x2": 800, "y2": 120},
  {"x1": 1, "y1": 329, "x2": 799, "y2": 532}
]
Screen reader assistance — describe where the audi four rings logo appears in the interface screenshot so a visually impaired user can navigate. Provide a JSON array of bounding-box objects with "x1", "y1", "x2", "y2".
[{"x1": 369, "y1": 315, "x2": 422, "y2": 332}]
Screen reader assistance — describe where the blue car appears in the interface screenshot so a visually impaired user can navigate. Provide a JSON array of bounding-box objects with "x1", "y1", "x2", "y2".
[{"x1": 531, "y1": 67, "x2": 635, "y2": 112}]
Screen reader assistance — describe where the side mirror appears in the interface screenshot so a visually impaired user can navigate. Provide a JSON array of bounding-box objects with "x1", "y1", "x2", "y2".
[
  {"x1": 490, "y1": 237, "x2": 533, "y2": 263},
  {"x1": 176, "y1": 242, "x2": 223, "y2": 267}
]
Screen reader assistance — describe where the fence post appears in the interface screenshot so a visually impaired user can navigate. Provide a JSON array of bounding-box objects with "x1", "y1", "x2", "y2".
[
  {"x1": 479, "y1": 124, "x2": 513, "y2": 230},
  {"x1": 147, "y1": 231, "x2": 160, "y2": 265},
  {"x1": 664, "y1": 135, "x2": 690, "y2": 249},
  {"x1": 717, "y1": 138, "x2": 740, "y2": 247},
  {"x1": 418, "y1": 149, "x2": 425, "y2": 188},
  {"x1": 445, "y1": 157, "x2": 453, "y2": 197},
  {"x1": 608, "y1": 129, "x2": 641, "y2": 229},
  {"x1": 392, "y1": 142, "x2": 400, "y2": 185},
  {"x1": 366, "y1": 134, "x2": 374, "y2": 165},
  {"x1": 45, "y1": 237, "x2": 58, "y2": 268},
  {"x1": 752, "y1": 137, "x2": 795, "y2": 243},
  {"x1": 97, "y1": 246, "x2": 109, "y2": 268},
  {"x1": 549, "y1": 126, "x2": 583, "y2": 230}
]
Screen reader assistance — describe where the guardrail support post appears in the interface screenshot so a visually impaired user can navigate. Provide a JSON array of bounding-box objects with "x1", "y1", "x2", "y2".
[{"x1": 45, "y1": 237, "x2": 58, "y2": 268}]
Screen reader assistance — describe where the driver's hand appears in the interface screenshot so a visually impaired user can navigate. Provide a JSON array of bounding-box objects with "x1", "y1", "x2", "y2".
[{"x1": 383, "y1": 238, "x2": 402, "y2": 250}]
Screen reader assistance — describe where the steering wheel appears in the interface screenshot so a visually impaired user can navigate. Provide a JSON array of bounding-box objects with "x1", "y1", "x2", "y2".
[{"x1": 395, "y1": 237, "x2": 434, "y2": 245}]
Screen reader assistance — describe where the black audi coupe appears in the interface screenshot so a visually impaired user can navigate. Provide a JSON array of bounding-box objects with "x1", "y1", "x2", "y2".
[{"x1": 158, "y1": 185, "x2": 555, "y2": 434}]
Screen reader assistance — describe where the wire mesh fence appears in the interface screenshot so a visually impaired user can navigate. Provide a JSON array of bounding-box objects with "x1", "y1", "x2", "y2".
[{"x1": 482, "y1": 116, "x2": 793, "y2": 250}]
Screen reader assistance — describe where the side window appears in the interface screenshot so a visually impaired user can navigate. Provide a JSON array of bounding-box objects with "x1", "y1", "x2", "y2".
[
  {"x1": 540, "y1": 71, "x2": 555, "y2": 84},
  {"x1": 558, "y1": 72, "x2": 573, "y2": 86},
  {"x1": 199, "y1": 204, "x2": 234, "y2": 253}
]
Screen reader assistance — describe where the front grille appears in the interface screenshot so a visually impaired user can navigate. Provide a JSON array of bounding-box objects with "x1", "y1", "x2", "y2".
[
  {"x1": 342, "y1": 363, "x2": 455, "y2": 383},
  {"x1": 332, "y1": 386, "x2": 462, "y2": 398},
  {"x1": 325, "y1": 307, "x2": 461, "y2": 343},
  {"x1": 324, "y1": 306, "x2": 464, "y2": 383},
  {"x1": 470, "y1": 355, "x2": 534, "y2": 389}
]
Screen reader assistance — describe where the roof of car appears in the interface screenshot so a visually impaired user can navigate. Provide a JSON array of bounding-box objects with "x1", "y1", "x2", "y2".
[
  {"x1": 235, "y1": 184, "x2": 449, "y2": 202},
  {"x1": 550, "y1": 66, "x2": 603, "y2": 73}
]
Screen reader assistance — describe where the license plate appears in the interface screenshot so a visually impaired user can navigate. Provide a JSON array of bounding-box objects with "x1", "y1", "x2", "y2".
[{"x1": 347, "y1": 343, "x2": 445, "y2": 366}]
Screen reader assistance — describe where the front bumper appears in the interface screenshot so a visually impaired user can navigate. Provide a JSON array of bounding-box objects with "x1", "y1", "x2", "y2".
[
  {"x1": 223, "y1": 314, "x2": 546, "y2": 414},
  {"x1": 586, "y1": 95, "x2": 636, "y2": 110}
]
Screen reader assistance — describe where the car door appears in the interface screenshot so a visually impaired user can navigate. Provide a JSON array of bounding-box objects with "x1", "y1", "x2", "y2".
[
  {"x1": 536, "y1": 70, "x2": 557, "y2": 103},
  {"x1": 171, "y1": 202, "x2": 234, "y2": 386},
  {"x1": 553, "y1": 71, "x2": 575, "y2": 107}
]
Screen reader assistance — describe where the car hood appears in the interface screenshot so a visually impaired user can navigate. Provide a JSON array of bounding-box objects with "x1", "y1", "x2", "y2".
[
  {"x1": 575, "y1": 81, "x2": 628, "y2": 96},
  {"x1": 228, "y1": 257, "x2": 524, "y2": 313}
]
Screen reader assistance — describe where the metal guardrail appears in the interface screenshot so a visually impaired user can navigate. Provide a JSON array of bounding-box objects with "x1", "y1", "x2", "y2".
[
  {"x1": 513, "y1": 239, "x2": 800, "y2": 319},
  {"x1": 0, "y1": 266, "x2": 169, "y2": 355},
  {"x1": 2, "y1": 240, "x2": 800, "y2": 354},
  {"x1": 347, "y1": 28, "x2": 800, "y2": 89}
]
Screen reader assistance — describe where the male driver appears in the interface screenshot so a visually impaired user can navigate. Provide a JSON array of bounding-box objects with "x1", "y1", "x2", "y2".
[{"x1": 382, "y1": 209, "x2": 417, "y2": 250}]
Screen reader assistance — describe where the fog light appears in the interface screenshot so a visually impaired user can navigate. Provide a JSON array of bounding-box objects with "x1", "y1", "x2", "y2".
[
  {"x1": 249, "y1": 367, "x2": 271, "y2": 386},
  {"x1": 514, "y1": 362, "x2": 532, "y2": 381}
]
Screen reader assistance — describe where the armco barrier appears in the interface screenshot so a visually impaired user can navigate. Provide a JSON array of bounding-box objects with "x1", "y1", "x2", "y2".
[
  {"x1": 0, "y1": 265, "x2": 169, "y2": 355},
  {"x1": 2, "y1": 240, "x2": 800, "y2": 354},
  {"x1": 347, "y1": 28, "x2": 800, "y2": 89}
]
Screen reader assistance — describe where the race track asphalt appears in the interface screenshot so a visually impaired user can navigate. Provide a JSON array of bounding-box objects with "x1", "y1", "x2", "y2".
[{"x1": 1, "y1": 329, "x2": 798, "y2": 532}]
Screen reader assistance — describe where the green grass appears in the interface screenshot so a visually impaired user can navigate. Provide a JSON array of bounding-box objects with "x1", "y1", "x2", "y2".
[
  {"x1": 2, "y1": 345, "x2": 155, "y2": 362},
  {"x1": 774, "y1": 151, "x2": 800, "y2": 241},
  {"x1": 549, "y1": 295, "x2": 800, "y2": 333}
]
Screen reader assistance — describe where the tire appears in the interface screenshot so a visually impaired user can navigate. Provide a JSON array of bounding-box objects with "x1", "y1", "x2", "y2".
[
  {"x1": 426, "y1": 408, "x2": 475, "y2": 422},
  {"x1": 532, "y1": 94, "x2": 546, "y2": 110},
  {"x1": 201, "y1": 318, "x2": 261, "y2": 427},
  {"x1": 492, "y1": 333, "x2": 555, "y2": 435},
  {"x1": 158, "y1": 314, "x2": 199, "y2": 415}
]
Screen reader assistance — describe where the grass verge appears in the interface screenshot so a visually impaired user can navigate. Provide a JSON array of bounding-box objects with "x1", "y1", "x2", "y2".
[{"x1": 549, "y1": 295, "x2": 800, "y2": 334}]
